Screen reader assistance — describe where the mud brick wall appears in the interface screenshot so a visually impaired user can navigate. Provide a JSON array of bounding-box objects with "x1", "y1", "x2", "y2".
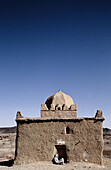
[{"x1": 15, "y1": 118, "x2": 104, "y2": 165}]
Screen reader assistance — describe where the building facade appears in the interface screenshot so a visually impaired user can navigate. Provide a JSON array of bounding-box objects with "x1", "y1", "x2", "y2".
[{"x1": 15, "y1": 90, "x2": 104, "y2": 165}]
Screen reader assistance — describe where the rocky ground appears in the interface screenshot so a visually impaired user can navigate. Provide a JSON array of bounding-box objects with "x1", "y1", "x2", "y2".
[
  {"x1": 0, "y1": 127, "x2": 16, "y2": 162},
  {"x1": 103, "y1": 128, "x2": 111, "y2": 160},
  {"x1": 0, "y1": 127, "x2": 111, "y2": 169}
]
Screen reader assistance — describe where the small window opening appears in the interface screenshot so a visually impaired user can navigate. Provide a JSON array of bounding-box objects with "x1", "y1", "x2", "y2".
[{"x1": 66, "y1": 126, "x2": 70, "y2": 134}]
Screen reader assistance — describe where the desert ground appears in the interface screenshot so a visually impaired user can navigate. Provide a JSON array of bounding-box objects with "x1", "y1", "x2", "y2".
[{"x1": 0, "y1": 127, "x2": 111, "y2": 170}]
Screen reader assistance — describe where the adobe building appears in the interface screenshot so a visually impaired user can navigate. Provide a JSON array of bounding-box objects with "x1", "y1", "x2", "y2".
[{"x1": 15, "y1": 90, "x2": 105, "y2": 165}]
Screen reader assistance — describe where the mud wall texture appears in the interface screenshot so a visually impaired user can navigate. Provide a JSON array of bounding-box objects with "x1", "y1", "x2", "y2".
[
  {"x1": 15, "y1": 118, "x2": 103, "y2": 165},
  {"x1": 41, "y1": 110, "x2": 77, "y2": 118}
]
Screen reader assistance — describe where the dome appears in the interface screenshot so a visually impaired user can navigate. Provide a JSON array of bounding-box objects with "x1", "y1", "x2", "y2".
[{"x1": 45, "y1": 90, "x2": 74, "y2": 110}]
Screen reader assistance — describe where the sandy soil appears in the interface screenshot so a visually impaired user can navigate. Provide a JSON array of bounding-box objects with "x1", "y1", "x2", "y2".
[{"x1": 0, "y1": 159, "x2": 111, "y2": 170}]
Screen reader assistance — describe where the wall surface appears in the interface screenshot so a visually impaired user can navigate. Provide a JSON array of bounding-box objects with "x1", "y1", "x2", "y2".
[
  {"x1": 41, "y1": 110, "x2": 77, "y2": 118},
  {"x1": 15, "y1": 118, "x2": 104, "y2": 165}
]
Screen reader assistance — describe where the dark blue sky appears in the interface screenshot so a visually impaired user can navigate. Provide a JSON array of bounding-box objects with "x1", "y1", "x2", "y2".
[{"x1": 0, "y1": 0, "x2": 111, "y2": 128}]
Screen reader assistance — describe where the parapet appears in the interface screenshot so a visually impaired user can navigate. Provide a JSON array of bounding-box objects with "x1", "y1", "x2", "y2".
[
  {"x1": 95, "y1": 110, "x2": 104, "y2": 119},
  {"x1": 16, "y1": 111, "x2": 24, "y2": 119},
  {"x1": 16, "y1": 110, "x2": 104, "y2": 123},
  {"x1": 41, "y1": 103, "x2": 77, "y2": 111}
]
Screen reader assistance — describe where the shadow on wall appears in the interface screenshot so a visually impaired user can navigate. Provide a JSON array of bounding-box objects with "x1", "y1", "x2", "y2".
[{"x1": 0, "y1": 159, "x2": 14, "y2": 167}]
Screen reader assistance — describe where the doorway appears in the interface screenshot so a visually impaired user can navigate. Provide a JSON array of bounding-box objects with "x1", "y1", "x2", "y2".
[{"x1": 55, "y1": 145, "x2": 67, "y2": 163}]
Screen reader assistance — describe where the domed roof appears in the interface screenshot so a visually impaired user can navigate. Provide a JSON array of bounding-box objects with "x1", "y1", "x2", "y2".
[{"x1": 45, "y1": 90, "x2": 74, "y2": 109}]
